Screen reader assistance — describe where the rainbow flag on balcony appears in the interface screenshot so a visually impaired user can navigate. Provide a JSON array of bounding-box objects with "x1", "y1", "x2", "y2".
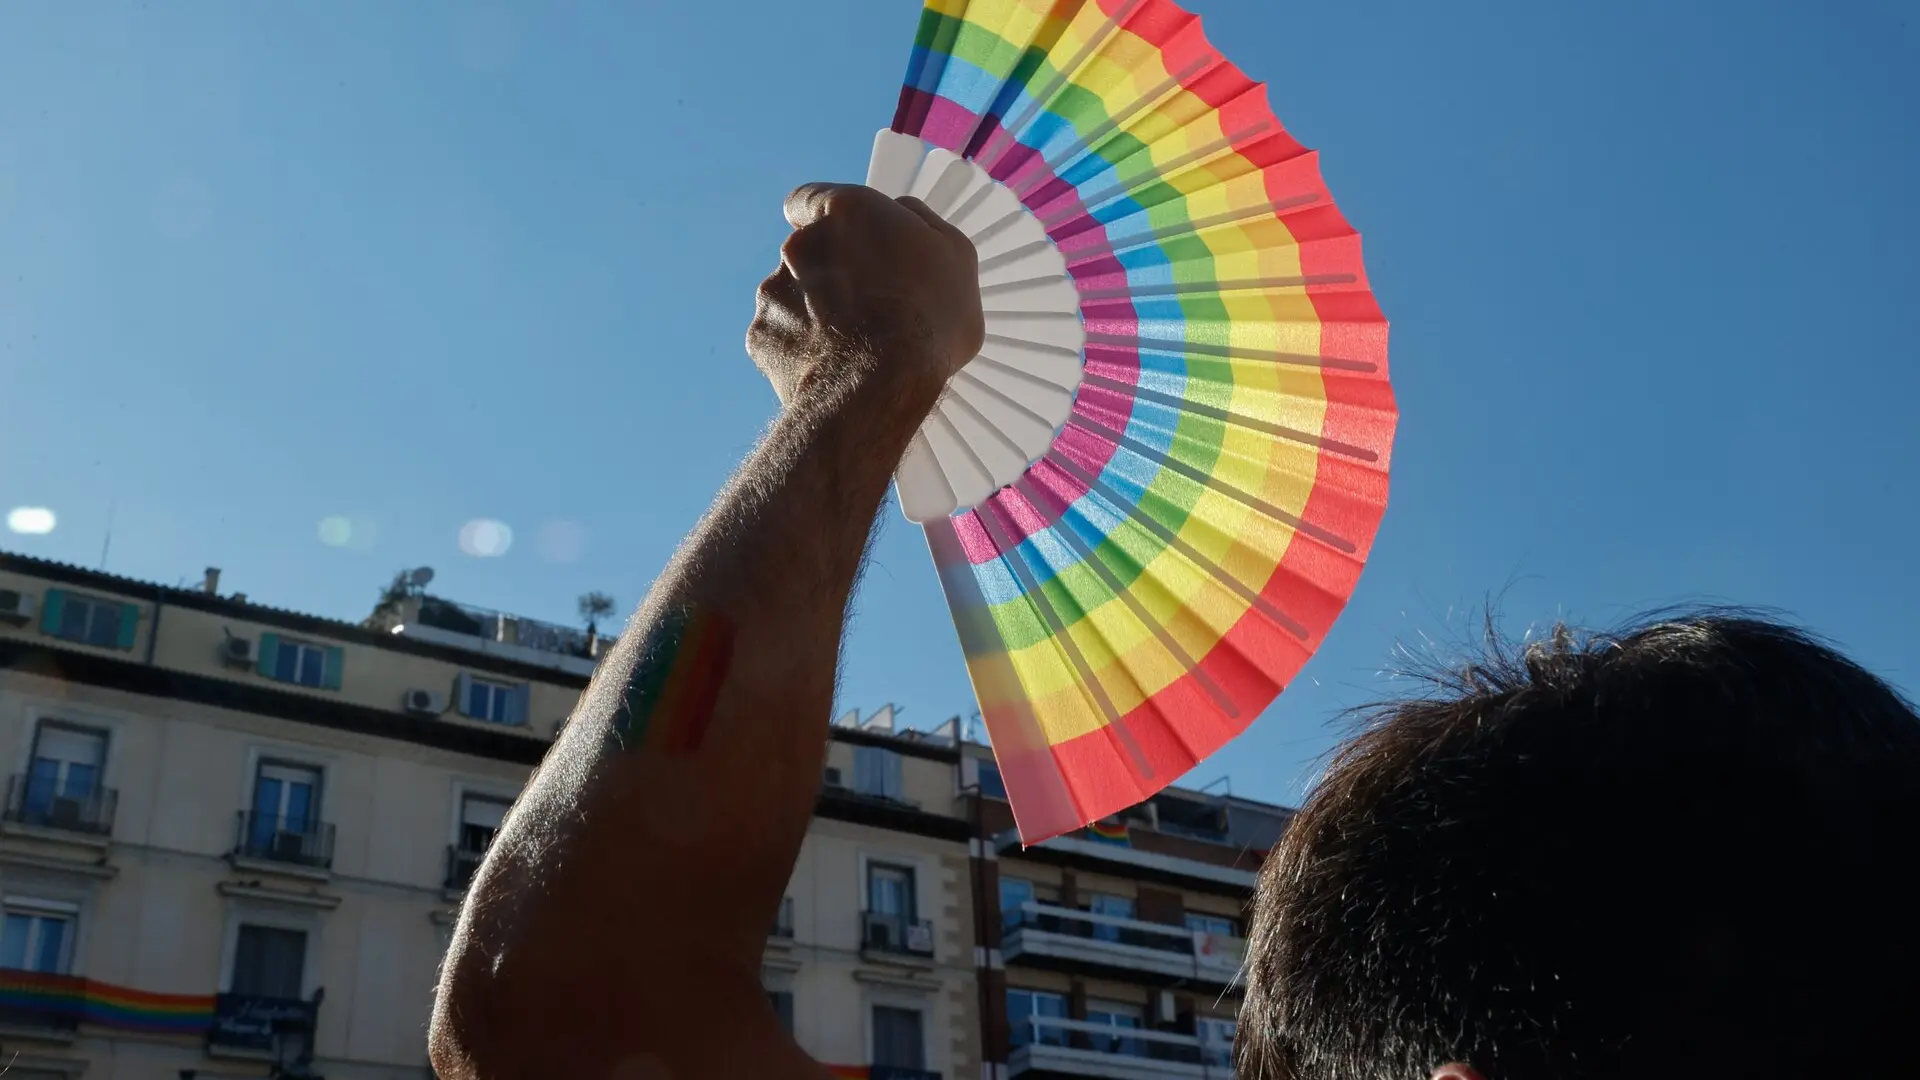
[
  {"x1": 0, "y1": 970, "x2": 214, "y2": 1034},
  {"x1": 1086, "y1": 818, "x2": 1131, "y2": 846}
]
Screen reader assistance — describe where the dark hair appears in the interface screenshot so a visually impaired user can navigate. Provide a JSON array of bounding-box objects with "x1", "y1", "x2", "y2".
[{"x1": 1239, "y1": 611, "x2": 1920, "y2": 1080}]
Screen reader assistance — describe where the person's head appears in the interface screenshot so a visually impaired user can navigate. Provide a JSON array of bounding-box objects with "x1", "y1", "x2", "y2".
[{"x1": 1239, "y1": 611, "x2": 1920, "y2": 1080}]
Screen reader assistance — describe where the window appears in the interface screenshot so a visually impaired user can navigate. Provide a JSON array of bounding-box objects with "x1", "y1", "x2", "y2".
[
  {"x1": 460, "y1": 675, "x2": 525, "y2": 725},
  {"x1": 231, "y1": 924, "x2": 306, "y2": 999},
  {"x1": 40, "y1": 591, "x2": 134, "y2": 650},
  {"x1": 1088, "y1": 892, "x2": 1134, "y2": 943},
  {"x1": 999, "y1": 876, "x2": 1035, "y2": 932},
  {"x1": 276, "y1": 641, "x2": 325, "y2": 687},
  {"x1": 1006, "y1": 988, "x2": 1068, "y2": 1048},
  {"x1": 1197, "y1": 1016, "x2": 1237, "y2": 1068},
  {"x1": 1185, "y1": 912, "x2": 1239, "y2": 938},
  {"x1": 1086, "y1": 999, "x2": 1145, "y2": 1057},
  {"x1": 458, "y1": 795, "x2": 510, "y2": 855},
  {"x1": 867, "y1": 862, "x2": 917, "y2": 921},
  {"x1": 247, "y1": 761, "x2": 323, "y2": 860},
  {"x1": 975, "y1": 759, "x2": 1007, "y2": 800},
  {"x1": 0, "y1": 901, "x2": 75, "y2": 974},
  {"x1": 768, "y1": 990, "x2": 794, "y2": 1034},
  {"x1": 852, "y1": 746, "x2": 903, "y2": 801},
  {"x1": 21, "y1": 722, "x2": 106, "y2": 824},
  {"x1": 256, "y1": 634, "x2": 342, "y2": 690},
  {"x1": 871, "y1": 1005, "x2": 925, "y2": 1069}
]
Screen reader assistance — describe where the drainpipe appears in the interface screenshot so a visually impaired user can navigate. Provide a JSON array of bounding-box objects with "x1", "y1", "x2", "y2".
[
  {"x1": 145, "y1": 585, "x2": 164, "y2": 666},
  {"x1": 966, "y1": 783, "x2": 996, "y2": 1077}
]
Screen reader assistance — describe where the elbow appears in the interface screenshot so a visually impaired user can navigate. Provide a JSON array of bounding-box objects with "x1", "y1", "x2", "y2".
[
  {"x1": 430, "y1": 956, "x2": 486, "y2": 1080},
  {"x1": 432, "y1": 935, "x2": 526, "y2": 1080}
]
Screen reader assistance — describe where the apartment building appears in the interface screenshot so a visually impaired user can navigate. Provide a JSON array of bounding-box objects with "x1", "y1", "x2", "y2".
[
  {"x1": 0, "y1": 551, "x2": 977, "y2": 1080},
  {"x1": 962, "y1": 744, "x2": 1289, "y2": 1080}
]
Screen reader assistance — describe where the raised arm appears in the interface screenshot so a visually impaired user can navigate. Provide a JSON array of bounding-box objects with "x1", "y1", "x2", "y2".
[{"x1": 429, "y1": 183, "x2": 982, "y2": 1080}]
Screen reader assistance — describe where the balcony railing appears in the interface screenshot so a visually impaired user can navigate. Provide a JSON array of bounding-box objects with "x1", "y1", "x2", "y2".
[
  {"x1": 446, "y1": 844, "x2": 485, "y2": 892},
  {"x1": 861, "y1": 911, "x2": 935, "y2": 959},
  {"x1": 208, "y1": 991, "x2": 321, "y2": 1066},
  {"x1": 1002, "y1": 902, "x2": 1246, "y2": 984},
  {"x1": 231, "y1": 811, "x2": 336, "y2": 870},
  {"x1": 0, "y1": 969, "x2": 85, "y2": 1032},
  {"x1": 2, "y1": 774, "x2": 117, "y2": 836},
  {"x1": 417, "y1": 597, "x2": 612, "y2": 659},
  {"x1": 1009, "y1": 1015, "x2": 1232, "y2": 1079}
]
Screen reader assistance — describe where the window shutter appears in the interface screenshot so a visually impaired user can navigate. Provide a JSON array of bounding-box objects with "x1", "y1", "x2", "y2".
[
  {"x1": 320, "y1": 646, "x2": 345, "y2": 691},
  {"x1": 510, "y1": 683, "x2": 532, "y2": 726},
  {"x1": 116, "y1": 604, "x2": 139, "y2": 650},
  {"x1": 455, "y1": 673, "x2": 474, "y2": 717},
  {"x1": 256, "y1": 633, "x2": 281, "y2": 678},
  {"x1": 39, "y1": 590, "x2": 66, "y2": 636},
  {"x1": 883, "y1": 750, "x2": 903, "y2": 800}
]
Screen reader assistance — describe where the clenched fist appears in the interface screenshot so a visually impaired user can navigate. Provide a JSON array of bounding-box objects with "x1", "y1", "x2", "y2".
[{"x1": 747, "y1": 183, "x2": 984, "y2": 410}]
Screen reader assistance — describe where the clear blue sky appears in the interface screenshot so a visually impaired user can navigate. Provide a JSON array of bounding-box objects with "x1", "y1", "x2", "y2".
[{"x1": 3, "y1": 1, "x2": 1914, "y2": 806}]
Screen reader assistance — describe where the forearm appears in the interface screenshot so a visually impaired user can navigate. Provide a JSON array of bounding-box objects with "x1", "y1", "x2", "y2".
[{"x1": 433, "y1": 362, "x2": 938, "y2": 1074}]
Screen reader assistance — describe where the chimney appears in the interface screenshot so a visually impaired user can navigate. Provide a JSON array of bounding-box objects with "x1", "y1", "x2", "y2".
[{"x1": 202, "y1": 568, "x2": 222, "y2": 596}]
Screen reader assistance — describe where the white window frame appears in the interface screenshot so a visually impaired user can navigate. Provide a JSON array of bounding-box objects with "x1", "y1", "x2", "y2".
[
  {"x1": 456, "y1": 792, "x2": 511, "y2": 854},
  {"x1": 0, "y1": 896, "x2": 80, "y2": 975},
  {"x1": 17, "y1": 702, "x2": 126, "y2": 790},
  {"x1": 447, "y1": 780, "x2": 520, "y2": 848},
  {"x1": 273, "y1": 639, "x2": 327, "y2": 688},
  {"x1": 49, "y1": 592, "x2": 123, "y2": 648},
  {"x1": 252, "y1": 760, "x2": 324, "y2": 825},
  {"x1": 1006, "y1": 986, "x2": 1070, "y2": 1048}
]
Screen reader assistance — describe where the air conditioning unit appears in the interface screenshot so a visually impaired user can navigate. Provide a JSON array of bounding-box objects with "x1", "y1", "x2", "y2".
[
  {"x1": 0, "y1": 589, "x2": 33, "y2": 624},
  {"x1": 48, "y1": 797, "x2": 84, "y2": 830},
  {"x1": 221, "y1": 635, "x2": 254, "y2": 666},
  {"x1": 404, "y1": 688, "x2": 445, "y2": 715},
  {"x1": 822, "y1": 767, "x2": 845, "y2": 789},
  {"x1": 863, "y1": 913, "x2": 898, "y2": 950},
  {"x1": 905, "y1": 923, "x2": 934, "y2": 954}
]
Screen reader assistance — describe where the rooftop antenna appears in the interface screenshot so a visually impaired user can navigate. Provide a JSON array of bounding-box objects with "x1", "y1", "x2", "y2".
[
  {"x1": 409, "y1": 566, "x2": 436, "y2": 596},
  {"x1": 98, "y1": 497, "x2": 116, "y2": 571}
]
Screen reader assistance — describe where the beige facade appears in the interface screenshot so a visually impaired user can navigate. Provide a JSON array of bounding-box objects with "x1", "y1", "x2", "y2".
[
  {"x1": 961, "y1": 746, "x2": 1287, "y2": 1080},
  {"x1": 0, "y1": 553, "x2": 978, "y2": 1080}
]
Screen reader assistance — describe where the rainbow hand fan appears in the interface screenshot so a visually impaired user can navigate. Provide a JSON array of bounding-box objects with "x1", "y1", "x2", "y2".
[{"x1": 869, "y1": 0, "x2": 1395, "y2": 844}]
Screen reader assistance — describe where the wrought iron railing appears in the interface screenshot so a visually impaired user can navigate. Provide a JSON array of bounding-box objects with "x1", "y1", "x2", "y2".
[
  {"x1": 861, "y1": 911, "x2": 936, "y2": 958},
  {"x1": 231, "y1": 811, "x2": 336, "y2": 870},
  {"x1": 3, "y1": 774, "x2": 117, "y2": 835},
  {"x1": 445, "y1": 844, "x2": 486, "y2": 891}
]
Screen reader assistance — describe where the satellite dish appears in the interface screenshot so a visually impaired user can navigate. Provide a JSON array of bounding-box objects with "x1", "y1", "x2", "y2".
[{"x1": 409, "y1": 567, "x2": 436, "y2": 588}]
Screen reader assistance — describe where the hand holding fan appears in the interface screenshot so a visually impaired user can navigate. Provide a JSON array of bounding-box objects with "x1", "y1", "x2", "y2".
[{"x1": 869, "y1": 0, "x2": 1396, "y2": 843}]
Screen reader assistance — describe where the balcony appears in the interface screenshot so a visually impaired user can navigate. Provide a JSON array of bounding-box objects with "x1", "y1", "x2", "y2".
[
  {"x1": 0, "y1": 969, "x2": 84, "y2": 1035},
  {"x1": 388, "y1": 595, "x2": 613, "y2": 678},
  {"x1": 860, "y1": 911, "x2": 936, "y2": 963},
  {"x1": 1002, "y1": 903, "x2": 1245, "y2": 987},
  {"x1": 1009, "y1": 1016, "x2": 1232, "y2": 1080},
  {"x1": 230, "y1": 811, "x2": 336, "y2": 873},
  {"x1": 208, "y1": 991, "x2": 321, "y2": 1069},
  {"x1": 445, "y1": 844, "x2": 485, "y2": 893},
  {"x1": 2, "y1": 774, "x2": 117, "y2": 838}
]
